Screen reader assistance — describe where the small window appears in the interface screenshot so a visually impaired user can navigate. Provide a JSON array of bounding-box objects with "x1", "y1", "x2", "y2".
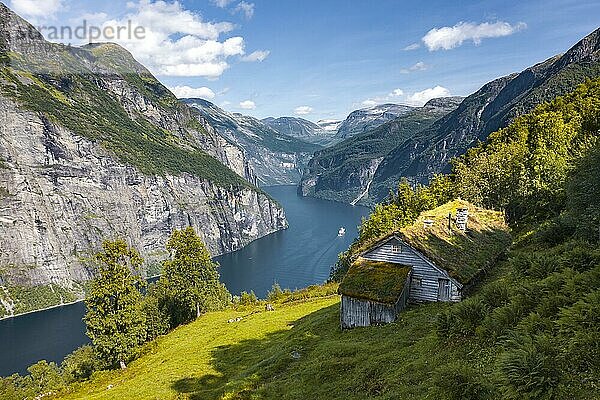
[
  {"x1": 392, "y1": 244, "x2": 401, "y2": 253},
  {"x1": 413, "y1": 277, "x2": 422, "y2": 288}
]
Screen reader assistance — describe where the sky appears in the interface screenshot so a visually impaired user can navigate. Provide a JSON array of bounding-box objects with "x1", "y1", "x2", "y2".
[{"x1": 7, "y1": 0, "x2": 600, "y2": 121}]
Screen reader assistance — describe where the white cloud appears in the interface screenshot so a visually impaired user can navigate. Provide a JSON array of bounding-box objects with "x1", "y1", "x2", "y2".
[
  {"x1": 405, "y1": 86, "x2": 451, "y2": 106},
  {"x1": 234, "y1": 1, "x2": 255, "y2": 19},
  {"x1": 403, "y1": 43, "x2": 420, "y2": 51},
  {"x1": 361, "y1": 100, "x2": 378, "y2": 107},
  {"x1": 388, "y1": 89, "x2": 404, "y2": 97},
  {"x1": 241, "y1": 50, "x2": 270, "y2": 62},
  {"x1": 239, "y1": 100, "x2": 256, "y2": 110},
  {"x1": 10, "y1": 0, "x2": 63, "y2": 18},
  {"x1": 72, "y1": 1, "x2": 250, "y2": 79},
  {"x1": 400, "y1": 61, "x2": 429, "y2": 74},
  {"x1": 294, "y1": 106, "x2": 313, "y2": 115},
  {"x1": 422, "y1": 21, "x2": 526, "y2": 51},
  {"x1": 169, "y1": 85, "x2": 215, "y2": 99},
  {"x1": 211, "y1": 0, "x2": 235, "y2": 8}
]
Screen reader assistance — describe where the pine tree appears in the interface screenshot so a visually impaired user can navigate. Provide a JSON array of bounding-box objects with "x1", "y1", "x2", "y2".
[{"x1": 84, "y1": 240, "x2": 147, "y2": 370}]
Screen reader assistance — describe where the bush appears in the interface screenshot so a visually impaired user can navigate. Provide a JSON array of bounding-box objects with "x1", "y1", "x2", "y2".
[
  {"x1": 239, "y1": 291, "x2": 259, "y2": 306},
  {"x1": 479, "y1": 281, "x2": 511, "y2": 309},
  {"x1": 436, "y1": 299, "x2": 488, "y2": 339},
  {"x1": 267, "y1": 283, "x2": 285, "y2": 302},
  {"x1": 497, "y1": 334, "x2": 560, "y2": 399},
  {"x1": 61, "y1": 345, "x2": 100, "y2": 382},
  {"x1": 432, "y1": 361, "x2": 493, "y2": 400},
  {"x1": 141, "y1": 291, "x2": 170, "y2": 341}
]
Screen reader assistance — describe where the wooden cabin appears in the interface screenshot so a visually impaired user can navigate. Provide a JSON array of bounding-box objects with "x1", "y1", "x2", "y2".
[{"x1": 339, "y1": 199, "x2": 511, "y2": 329}]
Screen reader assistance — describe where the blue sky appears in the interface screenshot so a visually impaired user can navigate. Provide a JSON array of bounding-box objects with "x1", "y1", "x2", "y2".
[{"x1": 8, "y1": 0, "x2": 600, "y2": 121}]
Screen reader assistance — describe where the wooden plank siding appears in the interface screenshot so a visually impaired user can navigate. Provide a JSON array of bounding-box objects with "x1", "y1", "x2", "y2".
[
  {"x1": 362, "y1": 237, "x2": 462, "y2": 303},
  {"x1": 340, "y1": 270, "x2": 412, "y2": 329}
]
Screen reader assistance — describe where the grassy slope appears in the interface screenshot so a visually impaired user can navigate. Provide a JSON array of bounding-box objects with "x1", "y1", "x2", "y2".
[{"x1": 57, "y1": 289, "x2": 496, "y2": 400}]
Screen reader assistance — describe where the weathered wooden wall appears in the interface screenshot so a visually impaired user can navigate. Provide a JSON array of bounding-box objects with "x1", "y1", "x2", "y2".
[
  {"x1": 340, "y1": 272, "x2": 412, "y2": 329},
  {"x1": 362, "y1": 238, "x2": 461, "y2": 303}
]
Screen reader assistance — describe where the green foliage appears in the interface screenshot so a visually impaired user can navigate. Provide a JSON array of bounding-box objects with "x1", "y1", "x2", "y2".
[
  {"x1": 142, "y1": 284, "x2": 170, "y2": 341},
  {"x1": 432, "y1": 361, "x2": 494, "y2": 400},
  {"x1": 453, "y1": 79, "x2": 600, "y2": 223},
  {"x1": 566, "y1": 143, "x2": 600, "y2": 242},
  {"x1": 497, "y1": 334, "x2": 560, "y2": 399},
  {"x1": 6, "y1": 284, "x2": 78, "y2": 315},
  {"x1": 156, "y1": 227, "x2": 230, "y2": 328},
  {"x1": 61, "y1": 345, "x2": 100, "y2": 383},
  {"x1": 27, "y1": 360, "x2": 65, "y2": 394},
  {"x1": 238, "y1": 290, "x2": 259, "y2": 306},
  {"x1": 0, "y1": 65, "x2": 252, "y2": 190},
  {"x1": 84, "y1": 240, "x2": 147, "y2": 369},
  {"x1": 266, "y1": 283, "x2": 287, "y2": 302}
]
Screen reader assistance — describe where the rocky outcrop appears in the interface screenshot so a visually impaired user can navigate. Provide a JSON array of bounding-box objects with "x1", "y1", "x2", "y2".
[
  {"x1": 372, "y1": 27, "x2": 600, "y2": 198},
  {"x1": 0, "y1": 3, "x2": 287, "y2": 313},
  {"x1": 299, "y1": 98, "x2": 463, "y2": 205}
]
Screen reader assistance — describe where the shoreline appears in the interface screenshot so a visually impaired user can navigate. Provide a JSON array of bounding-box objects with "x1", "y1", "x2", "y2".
[{"x1": 0, "y1": 274, "x2": 164, "y2": 322}]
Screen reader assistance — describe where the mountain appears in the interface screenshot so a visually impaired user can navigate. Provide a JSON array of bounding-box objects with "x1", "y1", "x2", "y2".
[
  {"x1": 299, "y1": 98, "x2": 463, "y2": 204},
  {"x1": 186, "y1": 100, "x2": 322, "y2": 185},
  {"x1": 335, "y1": 103, "x2": 416, "y2": 139},
  {"x1": 0, "y1": 3, "x2": 287, "y2": 316},
  {"x1": 262, "y1": 116, "x2": 339, "y2": 146},
  {"x1": 370, "y1": 27, "x2": 600, "y2": 201}
]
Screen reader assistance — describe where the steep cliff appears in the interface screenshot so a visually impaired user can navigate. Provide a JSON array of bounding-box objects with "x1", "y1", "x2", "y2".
[
  {"x1": 0, "y1": 4, "x2": 287, "y2": 316},
  {"x1": 299, "y1": 98, "x2": 463, "y2": 205},
  {"x1": 372, "y1": 28, "x2": 600, "y2": 200},
  {"x1": 185, "y1": 99, "x2": 321, "y2": 185}
]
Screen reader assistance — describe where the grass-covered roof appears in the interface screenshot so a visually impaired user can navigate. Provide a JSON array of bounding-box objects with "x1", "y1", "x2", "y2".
[
  {"x1": 399, "y1": 199, "x2": 511, "y2": 284},
  {"x1": 353, "y1": 199, "x2": 511, "y2": 285},
  {"x1": 338, "y1": 258, "x2": 411, "y2": 304}
]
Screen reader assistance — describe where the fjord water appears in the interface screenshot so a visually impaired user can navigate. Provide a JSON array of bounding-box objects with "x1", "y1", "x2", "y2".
[{"x1": 0, "y1": 185, "x2": 369, "y2": 376}]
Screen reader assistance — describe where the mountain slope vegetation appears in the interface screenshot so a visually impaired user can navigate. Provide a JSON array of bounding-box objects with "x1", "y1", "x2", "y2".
[
  {"x1": 371, "y1": 27, "x2": 600, "y2": 200},
  {"x1": 299, "y1": 97, "x2": 462, "y2": 204},
  {"x1": 17, "y1": 77, "x2": 599, "y2": 400}
]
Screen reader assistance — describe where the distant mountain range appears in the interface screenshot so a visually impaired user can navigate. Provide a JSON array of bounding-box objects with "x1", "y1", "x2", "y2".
[
  {"x1": 335, "y1": 104, "x2": 417, "y2": 139},
  {"x1": 300, "y1": 27, "x2": 600, "y2": 205},
  {"x1": 186, "y1": 100, "x2": 322, "y2": 185},
  {"x1": 299, "y1": 98, "x2": 464, "y2": 204},
  {"x1": 262, "y1": 116, "x2": 338, "y2": 146}
]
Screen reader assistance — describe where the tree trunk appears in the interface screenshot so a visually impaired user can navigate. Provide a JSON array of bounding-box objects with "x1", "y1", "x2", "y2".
[
  {"x1": 120, "y1": 360, "x2": 127, "y2": 370},
  {"x1": 196, "y1": 303, "x2": 201, "y2": 318}
]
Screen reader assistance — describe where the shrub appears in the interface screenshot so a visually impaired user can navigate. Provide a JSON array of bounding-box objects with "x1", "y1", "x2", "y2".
[
  {"x1": 142, "y1": 290, "x2": 170, "y2": 341},
  {"x1": 436, "y1": 299, "x2": 488, "y2": 339},
  {"x1": 432, "y1": 360, "x2": 493, "y2": 400},
  {"x1": 497, "y1": 334, "x2": 560, "y2": 400},
  {"x1": 267, "y1": 283, "x2": 285, "y2": 302},
  {"x1": 479, "y1": 281, "x2": 511, "y2": 309},
  {"x1": 61, "y1": 345, "x2": 100, "y2": 382},
  {"x1": 239, "y1": 291, "x2": 259, "y2": 306}
]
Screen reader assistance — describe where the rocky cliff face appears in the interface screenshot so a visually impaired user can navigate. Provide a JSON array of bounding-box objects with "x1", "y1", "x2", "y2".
[
  {"x1": 0, "y1": 3, "x2": 287, "y2": 315},
  {"x1": 299, "y1": 98, "x2": 463, "y2": 205},
  {"x1": 185, "y1": 99, "x2": 321, "y2": 185},
  {"x1": 372, "y1": 28, "x2": 600, "y2": 199}
]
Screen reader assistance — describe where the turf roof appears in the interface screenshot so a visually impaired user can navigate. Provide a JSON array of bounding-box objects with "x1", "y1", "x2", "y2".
[
  {"x1": 339, "y1": 258, "x2": 411, "y2": 304},
  {"x1": 354, "y1": 199, "x2": 511, "y2": 285}
]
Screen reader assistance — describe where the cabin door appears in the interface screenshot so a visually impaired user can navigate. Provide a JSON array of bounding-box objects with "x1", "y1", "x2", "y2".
[{"x1": 437, "y1": 279, "x2": 450, "y2": 301}]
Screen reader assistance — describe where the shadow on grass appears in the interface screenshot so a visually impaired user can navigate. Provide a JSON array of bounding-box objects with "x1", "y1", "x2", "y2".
[{"x1": 170, "y1": 304, "x2": 339, "y2": 400}]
